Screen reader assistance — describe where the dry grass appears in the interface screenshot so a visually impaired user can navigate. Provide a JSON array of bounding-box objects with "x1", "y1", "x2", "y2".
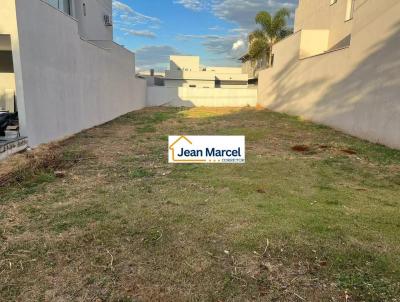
[{"x1": 0, "y1": 107, "x2": 399, "y2": 302}]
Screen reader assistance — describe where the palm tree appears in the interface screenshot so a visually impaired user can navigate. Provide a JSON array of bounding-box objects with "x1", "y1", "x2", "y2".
[{"x1": 248, "y1": 8, "x2": 292, "y2": 67}]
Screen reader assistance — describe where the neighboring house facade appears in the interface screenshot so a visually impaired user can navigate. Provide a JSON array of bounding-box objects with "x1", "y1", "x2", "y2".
[
  {"x1": 258, "y1": 0, "x2": 400, "y2": 149},
  {"x1": 137, "y1": 70, "x2": 165, "y2": 87},
  {"x1": 165, "y1": 56, "x2": 249, "y2": 89},
  {"x1": 0, "y1": 0, "x2": 146, "y2": 149},
  {"x1": 239, "y1": 51, "x2": 269, "y2": 84},
  {"x1": 147, "y1": 56, "x2": 257, "y2": 108}
]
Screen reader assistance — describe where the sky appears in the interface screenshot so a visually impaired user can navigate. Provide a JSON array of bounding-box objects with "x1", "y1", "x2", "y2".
[{"x1": 112, "y1": 0, "x2": 299, "y2": 71}]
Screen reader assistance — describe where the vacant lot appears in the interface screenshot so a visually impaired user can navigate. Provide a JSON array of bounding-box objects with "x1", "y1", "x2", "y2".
[{"x1": 1, "y1": 107, "x2": 399, "y2": 302}]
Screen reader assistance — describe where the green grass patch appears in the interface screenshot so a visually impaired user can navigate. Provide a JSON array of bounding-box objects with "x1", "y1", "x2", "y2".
[{"x1": 0, "y1": 107, "x2": 399, "y2": 301}]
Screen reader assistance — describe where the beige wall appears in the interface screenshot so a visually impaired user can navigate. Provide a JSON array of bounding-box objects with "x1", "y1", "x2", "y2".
[
  {"x1": 241, "y1": 54, "x2": 268, "y2": 79},
  {"x1": 258, "y1": 0, "x2": 400, "y2": 149},
  {"x1": 170, "y1": 56, "x2": 200, "y2": 71},
  {"x1": 0, "y1": 73, "x2": 15, "y2": 111},
  {"x1": 148, "y1": 86, "x2": 258, "y2": 107},
  {"x1": 299, "y1": 30, "x2": 330, "y2": 58},
  {"x1": 0, "y1": 0, "x2": 27, "y2": 129},
  {"x1": 295, "y1": 0, "x2": 354, "y2": 49},
  {"x1": 0, "y1": 35, "x2": 16, "y2": 111}
]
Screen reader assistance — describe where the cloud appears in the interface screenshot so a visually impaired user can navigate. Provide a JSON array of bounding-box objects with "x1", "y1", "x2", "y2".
[
  {"x1": 174, "y1": 0, "x2": 208, "y2": 11},
  {"x1": 119, "y1": 12, "x2": 161, "y2": 25},
  {"x1": 178, "y1": 34, "x2": 247, "y2": 63},
  {"x1": 174, "y1": 0, "x2": 297, "y2": 65},
  {"x1": 208, "y1": 26, "x2": 223, "y2": 31},
  {"x1": 112, "y1": 0, "x2": 161, "y2": 29},
  {"x1": 212, "y1": 0, "x2": 297, "y2": 30},
  {"x1": 231, "y1": 39, "x2": 246, "y2": 57},
  {"x1": 177, "y1": 34, "x2": 236, "y2": 55},
  {"x1": 121, "y1": 29, "x2": 157, "y2": 38},
  {"x1": 112, "y1": 1, "x2": 161, "y2": 43},
  {"x1": 112, "y1": 1, "x2": 134, "y2": 14},
  {"x1": 175, "y1": 0, "x2": 297, "y2": 27},
  {"x1": 135, "y1": 45, "x2": 181, "y2": 70}
]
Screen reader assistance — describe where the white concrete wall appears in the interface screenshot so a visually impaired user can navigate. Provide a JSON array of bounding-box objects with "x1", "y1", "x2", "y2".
[
  {"x1": 74, "y1": 0, "x2": 113, "y2": 42},
  {"x1": 207, "y1": 67, "x2": 243, "y2": 74},
  {"x1": 147, "y1": 87, "x2": 258, "y2": 108},
  {"x1": 6, "y1": 0, "x2": 146, "y2": 146},
  {"x1": 258, "y1": 0, "x2": 400, "y2": 149},
  {"x1": 165, "y1": 79, "x2": 215, "y2": 88}
]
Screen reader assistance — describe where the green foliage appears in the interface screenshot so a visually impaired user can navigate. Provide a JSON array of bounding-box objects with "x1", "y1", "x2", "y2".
[
  {"x1": 248, "y1": 8, "x2": 292, "y2": 64},
  {"x1": 129, "y1": 167, "x2": 154, "y2": 179}
]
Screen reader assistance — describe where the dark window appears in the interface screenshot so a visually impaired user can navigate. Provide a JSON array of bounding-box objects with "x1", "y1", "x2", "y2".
[
  {"x1": 217, "y1": 80, "x2": 247, "y2": 86},
  {"x1": 47, "y1": 0, "x2": 72, "y2": 15},
  {"x1": 189, "y1": 85, "x2": 196, "y2": 88},
  {"x1": 0, "y1": 51, "x2": 14, "y2": 73}
]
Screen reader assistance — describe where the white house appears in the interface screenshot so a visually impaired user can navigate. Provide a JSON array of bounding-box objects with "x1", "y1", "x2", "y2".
[
  {"x1": 164, "y1": 56, "x2": 249, "y2": 89},
  {"x1": 0, "y1": 0, "x2": 147, "y2": 153}
]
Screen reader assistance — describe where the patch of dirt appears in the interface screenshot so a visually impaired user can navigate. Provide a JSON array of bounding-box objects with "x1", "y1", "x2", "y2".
[
  {"x1": 291, "y1": 145, "x2": 311, "y2": 152},
  {"x1": 341, "y1": 148, "x2": 357, "y2": 155},
  {"x1": 0, "y1": 141, "x2": 86, "y2": 186},
  {"x1": 210, "y1": 246, "x2": 341, "y2": 301}
]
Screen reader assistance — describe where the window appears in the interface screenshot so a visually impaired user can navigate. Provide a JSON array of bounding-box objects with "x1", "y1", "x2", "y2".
[
  {"x1": 345, "y1": 0, "x2": 355, "y2": 21},
  {"x1": 0, "y1": 51, "x2": 14, "y2": 73},
  {"x1": 47, "y1": 0, "x2": 72, "y2": 15}
]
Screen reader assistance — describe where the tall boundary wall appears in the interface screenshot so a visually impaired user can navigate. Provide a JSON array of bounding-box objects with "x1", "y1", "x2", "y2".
[
  {"x1": 147, "y1": 86, "x2": 258, "y2": 108},
  {"x1": 258, "y1": 0, "x2": 400, "y2": 149},
  {"x1": 1, "y1": 0, "x2": 147, "y2": 147}
]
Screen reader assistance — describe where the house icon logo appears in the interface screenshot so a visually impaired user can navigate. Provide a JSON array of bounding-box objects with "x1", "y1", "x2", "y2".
[
  {"x1": 168, "y1": 135, "x2": 246, "y2": 164},
  {"x1": 169, "y1": 135, "x2": 207, "y2": 163}
]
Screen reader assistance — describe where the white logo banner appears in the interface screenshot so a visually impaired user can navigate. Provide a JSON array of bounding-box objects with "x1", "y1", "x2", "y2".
[{"x1": 169, "y1": 136, "x2": 245, "y2": 164}]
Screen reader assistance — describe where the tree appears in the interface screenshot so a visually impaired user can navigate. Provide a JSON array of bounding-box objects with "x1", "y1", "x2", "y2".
[{"x1": 248, "y1": 8, "x2": 292, "y2": 67}]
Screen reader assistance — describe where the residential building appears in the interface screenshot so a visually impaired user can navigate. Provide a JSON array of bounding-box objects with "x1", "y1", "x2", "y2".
[
  {"x1": 239, "y1": 53, "x2": 268, "y2": 85},
  {"x1": 258, "y1": 0, "x2": 400, "y2": 149},
  {"x1": 137, "y1": 69, "x2": 165, "y2": 87},
  {"x1": 0, "y1": 0, "x2": 146, "y2": 156},
  {"x1": 147, "y1": 56, "x2": 257, "y2": 107},
  {"x1": 164, "y1": 56, "x2": 249, "y2": 88}
]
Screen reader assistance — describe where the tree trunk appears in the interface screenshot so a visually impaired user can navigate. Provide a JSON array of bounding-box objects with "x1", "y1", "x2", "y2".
[{"x1": 267, "y1": 45, "x2": 273, "y2": 67}]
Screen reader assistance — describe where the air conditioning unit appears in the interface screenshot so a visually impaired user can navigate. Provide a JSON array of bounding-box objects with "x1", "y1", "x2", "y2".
[{"x1": 104, "y1": 15, "x2": 113, "y2": 26}]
